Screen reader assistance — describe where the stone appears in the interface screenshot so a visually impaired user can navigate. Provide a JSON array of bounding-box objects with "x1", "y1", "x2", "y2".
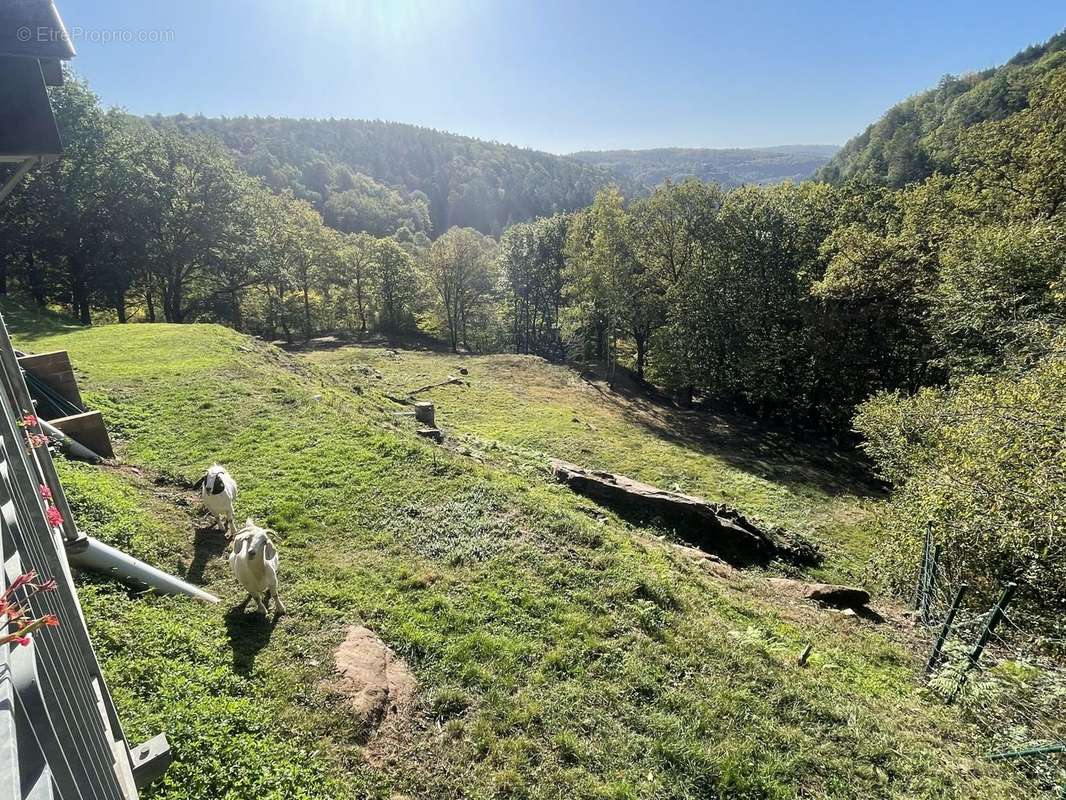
[
  {"x1": 803, "y1": 583, "x2": 871, "y2": 608},
  {"x1": 550, "y1": 458, "x2": 817, "y2": 566},
  {"x1": 326, "y1": 625, "x2": 417, "y2": 739},
  {"x1": 767, "y1": 577, "x2": 872, "y2": 610}
]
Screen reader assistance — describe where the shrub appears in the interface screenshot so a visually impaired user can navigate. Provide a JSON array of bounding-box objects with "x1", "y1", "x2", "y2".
[{"x1": 855, "y1": 341, "x2": 1066, "y2": 608}]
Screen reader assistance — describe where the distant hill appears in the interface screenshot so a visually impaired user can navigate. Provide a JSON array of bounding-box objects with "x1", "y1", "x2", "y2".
[
  {"x1": 569, "y1": 145, "x2": 839, "y2": 189},
  {"x1": 819, "y1": 29, "x2": 1066, "y2": 186},
  {"x1": 146, "y1": 115, "x2": 638, "y2": 238}
]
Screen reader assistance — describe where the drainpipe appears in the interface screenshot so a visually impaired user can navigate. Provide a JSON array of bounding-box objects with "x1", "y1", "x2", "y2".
[{"x1": 67, "y1": 536, "x2": 220, "y2": 604}]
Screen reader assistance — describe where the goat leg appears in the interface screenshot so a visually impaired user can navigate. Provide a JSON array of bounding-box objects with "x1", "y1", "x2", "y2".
[{"x1": 271, "y1": 590, "x2": 286, "y2": 616}]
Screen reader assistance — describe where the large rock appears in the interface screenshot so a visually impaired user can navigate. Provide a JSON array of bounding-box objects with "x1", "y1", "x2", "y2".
[
  {"x1": 550, "y1": 459, "x2": 818, "y2": 566},
  {"x1": 803, "y1": 583, "x2": 870, "y2": 608},
  {"x1": 768, "y1": 577, "x2": 871, "y2": 609},
  {"x1": 325, "y1": 625, "x2": 417, "y2": 740}
]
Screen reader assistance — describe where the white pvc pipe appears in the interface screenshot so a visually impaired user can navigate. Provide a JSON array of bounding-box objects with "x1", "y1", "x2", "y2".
[{"x1": 69, "y1": 536, "x2": 220, "y2": 604}]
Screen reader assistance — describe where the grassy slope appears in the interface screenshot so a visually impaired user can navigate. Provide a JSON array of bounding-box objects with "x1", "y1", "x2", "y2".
[
  {"x1": 4, "y1": 302, "x2": 1038, "y2": 799},
  {"x1": 305, "y1": 347, "x2": 878, "y2": 584}
]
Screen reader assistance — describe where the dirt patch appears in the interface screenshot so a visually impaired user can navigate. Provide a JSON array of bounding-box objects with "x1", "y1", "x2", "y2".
[{"x1": 320, "y1": 625, "x2": 418, "y2": 750}]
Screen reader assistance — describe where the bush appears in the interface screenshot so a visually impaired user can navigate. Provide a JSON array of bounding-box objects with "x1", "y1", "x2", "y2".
[{"x1": 854, "y1": 341, "x2": 1066, "y2": 608}]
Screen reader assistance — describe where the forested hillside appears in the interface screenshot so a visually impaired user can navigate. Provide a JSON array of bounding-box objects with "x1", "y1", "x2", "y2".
[
  {"x1": 818, "y1": 29, "x2": 1066, "y2": 185},
  {"x1": 2, "y1": 33, "x2": 1064, "y2": 616},
  {"x1": 146, "y1": 115, "x2": 635, "y2": 237},
  {"x1": 571, "y1": 145, "x2": 838, "y2": 189},
  {"x1": 4, "y1": 14, "x2": 1066, "y2": 797}
]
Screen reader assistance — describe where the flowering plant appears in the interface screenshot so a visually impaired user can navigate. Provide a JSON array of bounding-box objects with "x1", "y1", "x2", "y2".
[
  {"x1": 45, "y1": 506, "x2": 64, "y2": 527},
  {"x1": 39, "y1": 483, "x2": 52, "y2": 500},
  {"x1": 19, "y1": 411, "x2": 50, "y2": 451},
  {"x1": 25, "y1": 432, "x2": 49, "y2": 450},
  {"x1": 0, "y1": 569, "x2": 60, "y2": 647}
]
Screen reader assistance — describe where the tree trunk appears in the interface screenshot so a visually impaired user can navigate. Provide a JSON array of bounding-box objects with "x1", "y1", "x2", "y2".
[
  {"x1": 145, "y1": 290, "x2": 156, "y2": 323},
  {"x1": 230, "y1": 289, "x2": 243, "y2": 331},
  {"x1": 635, "y1": 333, "x2": 647, "y2": 382},
  {"x1": 302, "y1": 285, "x2": 312, "y2": 340}
]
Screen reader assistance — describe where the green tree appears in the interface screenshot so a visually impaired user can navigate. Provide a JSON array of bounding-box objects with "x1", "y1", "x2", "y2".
[
  {"x1": 423, "y1": 227, "x2": 498, "y2": 352},
  {"x1": 373, "y1": 238, "x2": 417, "y2": 332},
  {"x1": 499, "y1": 214, "x2": 569, "y2": 361}
]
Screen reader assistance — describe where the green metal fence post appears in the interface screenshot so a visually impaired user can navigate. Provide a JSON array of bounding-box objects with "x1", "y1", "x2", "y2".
[
  {"x1": 925, "y1": 583, "x2": 967, "y2": 675},
  {"x1": 948, "y1": 581, "x2": 1017, "y2": 703},
  {"x1": 914, "y1": 523, "x2": 932, "y2": 611},
  {"x1": 988, "y1": 742, "x2": 1065, "y2": 761},
  {"x1": 921, "y1": 544, "x2": 943, "y2": 625}
]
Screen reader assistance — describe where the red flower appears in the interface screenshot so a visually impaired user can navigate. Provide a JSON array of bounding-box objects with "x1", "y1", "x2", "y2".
[
  {"x1": 43, "y1": 614, "x2": 60, "y2": 628},
  {"x1": 20, "y1": 413, "x2": 38, "y2": 428},
  {"x1": 45, "y1": 506, "x2": 64, "y2": 527},
  {"x1": 8, "y1": 571, "x2": 36, "y2": 590},
  {"x1": 15, "y1": 636, "x2": 30, "y2": 647},
  {"x1": 39, "y1": 484, "x2": 52, "y2": 500}
]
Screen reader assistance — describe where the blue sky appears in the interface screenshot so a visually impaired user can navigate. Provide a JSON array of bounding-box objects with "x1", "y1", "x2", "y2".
[{"x1": 56, "y1": 0, "x2": 1064, "y2": 154}]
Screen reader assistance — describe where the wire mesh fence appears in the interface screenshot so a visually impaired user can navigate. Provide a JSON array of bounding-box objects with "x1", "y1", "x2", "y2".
[{"x1": 912, "y1": 526, "x2": 1066, "y2": 798}]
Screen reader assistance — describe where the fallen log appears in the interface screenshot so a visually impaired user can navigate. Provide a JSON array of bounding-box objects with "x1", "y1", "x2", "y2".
[
  {"x1": 408, "y1": 376, "x2": 463, "y2": 396},
  {"x1": 550, "y1": 459, "x2": 819, "y2": 566}
]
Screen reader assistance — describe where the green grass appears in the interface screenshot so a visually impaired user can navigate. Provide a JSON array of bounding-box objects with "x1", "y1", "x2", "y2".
[
  {"x1": 5, "y1": 300, "x2": 1043, "y2": 799},
  {"x1": 305, "y1": 346, "x2": 879, "y2": 583}
]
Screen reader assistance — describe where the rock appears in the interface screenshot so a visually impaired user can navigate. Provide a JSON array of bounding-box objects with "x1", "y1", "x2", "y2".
[
  {"x1": 767, "y1": 577, "x2": 871, "y2": 609},
  {"x1": 803, "y1": 583, "x2": 871, "y2": 608},
  {"x1": 325, "y1": 626, "x2": 417, "y2": 740},
  {"x1": 767, "y1": 577, "x2": 805, "y2": 593},
  {"x1": 550, "y1": 458, "x2": 818, "y2": 566}
]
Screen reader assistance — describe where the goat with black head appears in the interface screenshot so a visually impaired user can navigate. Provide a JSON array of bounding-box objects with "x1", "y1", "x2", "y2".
[{"x1": 193, "y1": 463, "x2": 237, "y2": 534}]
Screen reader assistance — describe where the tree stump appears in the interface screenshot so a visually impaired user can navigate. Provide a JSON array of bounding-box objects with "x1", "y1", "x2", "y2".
[
  {"x1": 413, "y1": 401, "x2": 435, "y2": 426},
  {"x1": 416, "y1": 427, "x2": 443, "y2": 443}
]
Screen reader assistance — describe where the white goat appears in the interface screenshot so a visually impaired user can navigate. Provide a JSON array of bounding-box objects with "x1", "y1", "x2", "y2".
[
  {"x1": 193, "y1": 464, "x2": 237, "y2": 534},
  {"x1": 228, "y1": 518, "x2": 286, "y2": 616}
]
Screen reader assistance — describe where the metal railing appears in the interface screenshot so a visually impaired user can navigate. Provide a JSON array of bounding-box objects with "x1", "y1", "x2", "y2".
[{"x1": 0, "y1": 312, "x2": 163, "y2": 799}]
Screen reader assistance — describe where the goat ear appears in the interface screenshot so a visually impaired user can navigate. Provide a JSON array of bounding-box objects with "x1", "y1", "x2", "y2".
[
  {"x1": 192, "y1": 475, "x2": 205, "y2": 491},
  {"x1": 264, "y1": 539, "x2": 277, "y2": 562},
  {"x1": 232, "y1": 536, "x2": 247, "y2": 555}
]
